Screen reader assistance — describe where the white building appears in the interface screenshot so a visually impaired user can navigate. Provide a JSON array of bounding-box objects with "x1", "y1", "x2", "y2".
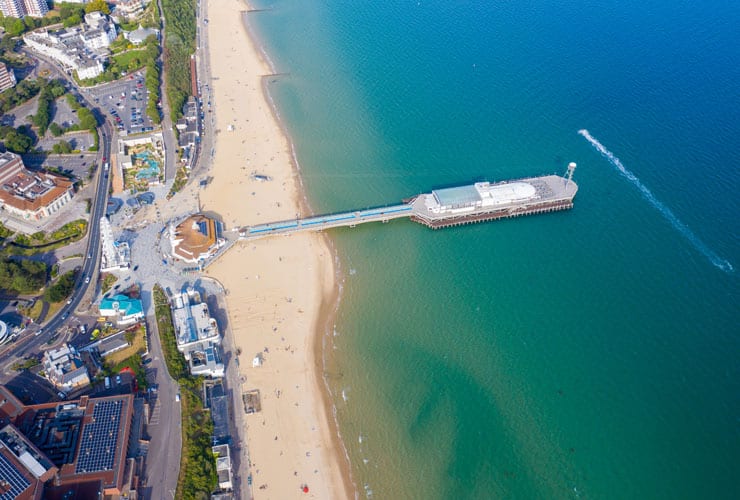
[
  {"x1": 21, "y1": 0, "x2": 48, "y2": 17},
  {"x1": 0, "y1": 0, "x2": 47, "y2": 17},
  {"x1": 0, "y1": 0, "x2": 24, "y2": 18},
  {"x1": 84, "y1": 11, "x2": 118, "y2": 44},
  {"x1": 212, "y1": 444, "x2": 233, "y2": 491},
  {"x1": 124, "y1": 25, "x2": 159, "y2": 45},
  {"x1": 0, "y1": 62, "x2": 16, "y2": 92},
  {"x1": 76, "y1": 58, "x2": 105, "y2": 79},
  {"x1": 114, "y1": 0, "x2": 147, "y2": 19},
  {"x1": 171, "y1": 289, "x2": 224, "y2": 377},
  {"x1": 22, "y1": 15, "x2": 116, "y2": 81},
  {"x1": 172, "y1": 289, "x2": 220, "y2": 352},
  {"x1": 42, "y1": 344, "x2": 90, "y2": 391},
  {"x1": 100, "y1": 216, "x2": 131, "y2": 271}
]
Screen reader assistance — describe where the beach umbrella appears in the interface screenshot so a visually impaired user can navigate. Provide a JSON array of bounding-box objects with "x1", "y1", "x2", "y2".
[{"x1": 302, "y1": 485, "x2": 309, "y2": 493}]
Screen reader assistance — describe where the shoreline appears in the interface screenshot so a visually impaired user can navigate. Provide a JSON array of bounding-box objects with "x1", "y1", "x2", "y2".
[
  {"x1": 246, "y1": 10, "x2": 357, "y2": 498},
  {"x1": 245, "y1": 12, "x2": 357, "y2": 498},
  {"x1": 201, "y1": 1, "x2": 355, "y2": 498}
]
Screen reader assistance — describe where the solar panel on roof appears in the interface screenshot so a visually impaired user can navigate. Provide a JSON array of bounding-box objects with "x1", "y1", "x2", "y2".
[
  {"x1": 0, "y1": 452, "x2": 31, "y2": 500},
  {"x1": 74, "y1": 400, "x2": 123, "y2": 474}
]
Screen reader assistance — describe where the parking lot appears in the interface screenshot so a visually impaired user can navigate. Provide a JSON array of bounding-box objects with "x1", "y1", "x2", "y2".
[
  {"x1": 22, "y1": 150, "x2": 97, "y2": 180},
  {"x1": 86, "y1": 69, "x2": 155, "y2": 136}
]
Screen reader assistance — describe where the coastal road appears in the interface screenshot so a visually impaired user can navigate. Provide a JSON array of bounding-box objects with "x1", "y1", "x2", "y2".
[
  {"x1": 141, "y1": 313, "x2": 182, "y2": 500},
  {"x1": 156, "y1": 0, "x2": 178, "y2": 183},
  {"x1": 0, "y1": 78, "x2": 113, "y2": 368},
  {"x1": 193, "y1": 0, "x2": 214, "y2": 177}
]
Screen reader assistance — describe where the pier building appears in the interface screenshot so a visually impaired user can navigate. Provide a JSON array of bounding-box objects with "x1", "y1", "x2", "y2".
[{"x1": 238, "y1": 164, "x2": 578, "y2": 240}]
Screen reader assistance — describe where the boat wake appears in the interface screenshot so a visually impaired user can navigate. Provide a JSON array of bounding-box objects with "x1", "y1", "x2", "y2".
[{"x1": 579, "y1": 129, "x2": 733, "y2": 274}]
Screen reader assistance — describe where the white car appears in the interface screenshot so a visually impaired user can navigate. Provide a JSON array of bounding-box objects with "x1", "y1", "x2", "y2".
[{"x1": 84, "y1": 276, "x2": 90, "y2": 283}]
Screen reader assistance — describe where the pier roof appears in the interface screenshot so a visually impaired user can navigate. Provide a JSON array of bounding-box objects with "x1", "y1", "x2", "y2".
[{"x1": 432, "y1": 185, "x2": 481, "y2": 208}]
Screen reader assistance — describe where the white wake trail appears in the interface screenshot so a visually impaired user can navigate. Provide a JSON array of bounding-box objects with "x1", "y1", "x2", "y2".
[{"x1": 578, "y1": 129, "x2": 733, "y2": 273}]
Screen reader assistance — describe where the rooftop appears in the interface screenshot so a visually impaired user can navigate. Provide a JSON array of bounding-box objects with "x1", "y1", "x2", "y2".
[
  {"x1": 432, "y1": 185, "x2": 481, "y2": 208},
  {"x1": 0, "y1": 447, "x2": 32, "y2": 500},
  {"x1": 0, "y1": 154, "x2": 74, "y2": 215},
  {"x1": 170, "y1": 214, "x2": 221, "y2": 263}
]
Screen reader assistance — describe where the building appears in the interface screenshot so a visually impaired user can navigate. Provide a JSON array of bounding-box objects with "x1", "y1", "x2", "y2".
[
  {"x1": 189, "y1": 343, "x2": 224, "y2": 377},
  {"x1": 0, "y1": 319, "x2": 9, "y2": 344},
  {"x1": 113, "y1": 0, "x2": 146, "y2": 19},
  {"x1": 9, "y1": 393, "x2": 136, "y2": 497},
  {"x1": 23, "y1": 15, "x2": 117, "y2": 80},
  {"x1": 21, "y1": 0, "x2": 48, "y2": 17},
  {"x1": 172, "y1": 288, "x2": 219, "y2": 352},
  {"x1": 0, "y1": 386, "x2": 24, "y2": 425},
  {"x1": 212, "y1": 444, "x2": 233, "y2": 491},
  {"x1": 123, "y1": 25, "x2": 158, "y2": 45},
  {"x1": 99, "y1": 294, "x2": 144, "y2": 326},
  {"x1": 169, "y1": 214, "x2": 224, "y2": 264},
  {"x1": 0, "y1": 0, "x2": 48, "y2": 17},
  {"x1": 100, "y1": 216, "x2": 131, "y2": 271},
  {"x1": 0, "y1": 152, "x2": 75, "y2": 222},
  {"x1": 0, "y1": 62, "x2": 17, "y2": 92},
  {"x1": 176, "y1": 96, "x2": 200, "y2": 153},
  {"x1": 0, "y1": 0, "x2": 25, "y2": 18},
  {"x1": 0, "y1": 424, "x2": 58, "y2": 499},
  {"x1": 42, "y1": 344, "x2": 91, "y2": 392},
  {"x1": 171, "y1": 289, "x2": 224, "y2": 377},
  {"x1": 205, "y1": 381, "x2": 230, "y2": 444},
  {"x1": 83, "y1": 11, "x2": 118, "y2": 46}
]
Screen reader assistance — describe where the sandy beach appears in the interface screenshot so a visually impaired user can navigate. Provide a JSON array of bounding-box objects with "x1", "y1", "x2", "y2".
[{"x1": 199, "y1": 0, "x2": 352, "y2": 498}]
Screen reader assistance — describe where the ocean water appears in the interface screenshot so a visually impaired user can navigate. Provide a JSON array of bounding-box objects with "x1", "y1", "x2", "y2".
[{"x1": 246, "y1": 1, "x2": 740, "y2": 498}]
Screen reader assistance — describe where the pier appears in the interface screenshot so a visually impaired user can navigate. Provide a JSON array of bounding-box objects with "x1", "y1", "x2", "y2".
[{"x1": 238, "y1": 164, "x2": 578, "y2": 241}]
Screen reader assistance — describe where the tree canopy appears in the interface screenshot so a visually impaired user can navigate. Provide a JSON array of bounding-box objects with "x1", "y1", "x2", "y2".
[
  {"x1": 85, "y1": 0, "x2": 111, "y2": 15},
  {"x1": 0, "y1": 258, "x2": 47, "y2": 294},
  {"x1": 0, "y1": 125, "x2": 33, "y2": 153},
  {"x1": 44, "y1": 270, "x2": 76, "y2": 303}
]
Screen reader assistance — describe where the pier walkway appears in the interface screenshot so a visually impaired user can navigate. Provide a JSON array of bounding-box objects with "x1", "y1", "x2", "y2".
[
  {"x1": 238, "y1": 169, "x2": 578, "y2": 241},
  {"x1": 239, "y1": 204, "x2": 413, "y2": 240}
]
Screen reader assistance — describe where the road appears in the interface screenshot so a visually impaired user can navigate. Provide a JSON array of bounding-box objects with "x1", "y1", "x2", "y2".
[
  {"x1": 156, "y1": 0, "x2": 177, "y2": 183},
  {"x1": 0, "y1": 63, "x2": 112, "y2": 366},
  {"x1": 16, "y1": 41, "x2": 185, "y2": 500},
  {"x1": 140, "y1": 313, "x2": 182, "y2": 500}
]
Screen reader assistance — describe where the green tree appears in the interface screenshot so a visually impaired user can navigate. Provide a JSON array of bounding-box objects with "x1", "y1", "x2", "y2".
[
  {"x1": 6, "y1": 18, "x2": 25, "y2": 37},
  {"x1": 49, "y1": 122, "x2": 64, "y2": 137},
  {"x1": 77, "y1": 107, "x2": 97, "y2": 130},
  {"x1": 65, "y1": 92, "x2": 81, "y2": 109},
  {"x1": 85, "y1": 0, "x2": 111, "y2": 15},
  {"x1": 63, "y1": 14, "x2": 82, "y2": 27},
  {"x1": 52, "y1": 140, "x2": 72, "y2": 154},
  {"x1": 0, "y1": 258, "x2": 47, "y2": 294},
  {"x1": 3, "y1": 129, "x2": 32, "y2": 153},
  {"x1": 59, "y1": 3, "x2": 85, "y2": 20},
  {"x1": 45, "y1": 270, "x2": 76, "y2": 303}
]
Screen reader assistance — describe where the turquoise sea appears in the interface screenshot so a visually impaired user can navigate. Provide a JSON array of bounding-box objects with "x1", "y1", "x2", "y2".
[{"x1": 246, "y1": 1, "x2": 739, "y2": 498}]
